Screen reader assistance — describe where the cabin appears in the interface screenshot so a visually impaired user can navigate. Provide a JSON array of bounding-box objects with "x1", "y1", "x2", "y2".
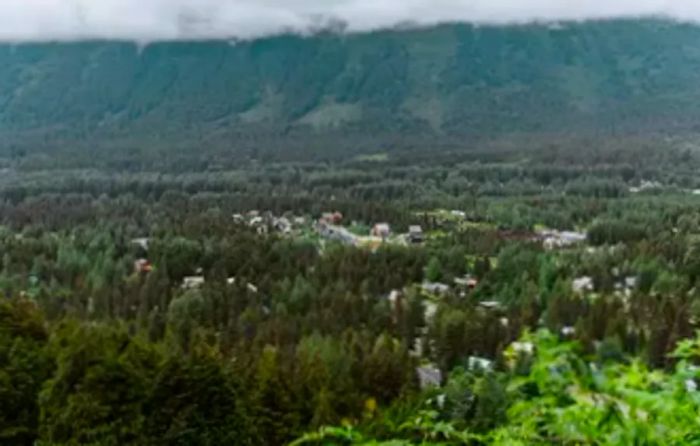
[
  {"x1": 387, "y1": 289, "x2": 402, "y2": 305},
  {"x1": 454, "y1": 275, "x2": 478, "y2": 290},
  {"x1": 317, "y1": 222, "x2": 358, "y2": 246},
  {"x1": 134, "y1": 258, "x2": 153, "y2": 274},
  {"x1": 416, "y1": 364, "x2": 442, "y2": 389},
  {"x1": 478, "y1": 300, "x2": 502, "y2": 310},
  {"x1": 371, "y1": 223, "x2": 391, "y2": 239},
  {"x1": 561, "y1": 326, "x2": 576, "y2": 337},
  {"x1": 408, "y1": 225, "x2": 424, "y2": 243},
  {"x1": 467, "y1": 356, "x2": 494, "y2": 371},
  {"x1": 572, "y1": 276, "x2": 594, "y2": 293},
  {"x1": 131, "y1": 237, "x2": 150, "y2": 250},
  {"x1": 274, "y1": 217, "x2": 292, "y2": 234},
  {"x1": 512, "y1": 341, "x2": 534, "y2": 355},
  {"x1": 421, "y1": 282, "x2": 450, "y2": 295},
  {"x1": 538, "y1": 229, "x2": 587, "y2": 250},
  {"x1": 320, "y1": 212, "x2": 343, "y2": 225},
  {"x1": 182, "y1": 276, "x2": 205, "y2": 289}
]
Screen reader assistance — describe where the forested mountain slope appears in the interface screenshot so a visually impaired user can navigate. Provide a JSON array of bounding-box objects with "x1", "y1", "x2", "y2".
[{"x1": 2, "y1": 19, "x2": 700, "y2": 153}]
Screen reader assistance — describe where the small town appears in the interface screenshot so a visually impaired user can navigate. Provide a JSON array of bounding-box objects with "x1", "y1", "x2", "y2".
[{"x1": 5, "y1": 7, "x2": 700, "y2": 445}]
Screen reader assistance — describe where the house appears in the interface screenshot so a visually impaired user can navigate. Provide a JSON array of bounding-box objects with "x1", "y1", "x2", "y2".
[
  {"x1": 320, "y1": 212, "x2": 343, "y2": 225},
  {"x1": 560, "y1": 231, "x2": 587, "y2": 244},
  {"x1": 371, "y1": 223, "x2": 391, "y2": 239},
  {"x1": 134, "y1": 258, "x2": 153, "y2": 274},
  {"x1": 561, "y1": 326, "x2": 576, "y2": 336},
  {"x1": 467, "y1": 356, "x2": 494, "y2": 371},
  {"x1": 478, "y1": 300, "x2": 502, "y2": 310},
  {"x1": 451, "y1": 210, "x2": 466, "y2": 219},
  {"x1": 421, "y1": 282, "x2": 450, "y2": 295},
  {"x1": 614, "y1": 276, "x2": 638, "y2": 298},
  {"x1": 274, "y1": 217, "x2": 292, "y2": 234},
  {"x1": 629, "y1": 180, "x2": 662, "y2": 194},
  {"x1": 182, "y1": 276, "x2": 205, "y2": 289},
  {"x1": 387, "y1": 289, "x2": 402, "y2": 305},
  {"x1": 416, "y1": 364, "x2": 442, "y2": 389},
  {"x1": 512, "y1": 341, "x2": 534, "y2": 355},
  {"x1": 131, "y1": 237, "x2": 150, "y2": 252},
  {"x1": 249, "y1": 216, "x2": 269, "y2": 235},
  {"x1": 454, "y1": 275, "x2": 478, "y2": 290},
  {"x1": 316, "y1": 222, "x2": 358, "y2": 246},
  {"x1": 572, "y1": 276, "x2": 594, "y2": 293},
  {"x1": 537, "y1": 229, "x2": 587, "y2": 250},
  {"x1": 232, "y1": 213, "x2": 245, "y2": 224},
  {"x1": 408, "y1": 225, "x2": 424, "y2": 243}
]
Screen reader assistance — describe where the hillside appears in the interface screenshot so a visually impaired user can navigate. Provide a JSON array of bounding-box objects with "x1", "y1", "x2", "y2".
[{"x1": 2, "y1": 19, "x2": 700, "y2": 155}]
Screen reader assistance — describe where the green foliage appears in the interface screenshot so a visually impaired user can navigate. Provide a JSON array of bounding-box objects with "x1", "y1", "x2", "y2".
[
  {"x1": 38, "y1": 322, "x2": 160, "y2": 445},
  {"x1": 143, "y1": 345, "x2": 254, "y2": 445},
  {"x1": 490, "y1": 331, "x2": 700, "y2": 444},
  {"x1": 166, "y1": 289, "x2": 208, "y2": 351},
  {"x1": 0, "y1": 88, "x2": 699, "y2": 444},
  {"x1": 299, "y1": 330, "x2": 700, "y2": 445},
  {"x1": 425, "y1": 257, "x2": 443, "y2": 283},
  {"x1": 0, "y1": 299, "x2": 53, "y2": 445}
]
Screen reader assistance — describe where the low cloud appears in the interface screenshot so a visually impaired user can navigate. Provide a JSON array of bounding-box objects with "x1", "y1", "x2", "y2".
[{"x1": 0, "y1": 0, "x2": 698, "y2": 41}]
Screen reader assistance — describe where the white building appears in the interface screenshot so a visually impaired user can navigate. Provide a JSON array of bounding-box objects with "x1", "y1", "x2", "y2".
[
  {"x1": 421, "y1": 282, "x2": 450, "y2": 295},
  {"x1": 512, "y1": 341, "x2": 534, "y2": 355},
  {"x1": 131, "y1": 237, "x2": 150, "y2": 251},
  {"x1": 467, "y1": 356, "x2": 494, "y2": 371},
  {"x1": 572, "y1": 276, "x2": 594, "y2": 293},
  {"x1": 182, "y1": 276, "x2": 205, "y2": 289},
  {"x1": 538, "y1": 229, "x2": 587, "y2": 250},
  {"x1": 416, "y1": 364, "x2": 443, "y2": 389},
  {"x1": 371, "y1": 223, "x2": 391, "y2": 239},
  {"x1": 479, "y1": 301, "x2": 502, "y2": 310}
]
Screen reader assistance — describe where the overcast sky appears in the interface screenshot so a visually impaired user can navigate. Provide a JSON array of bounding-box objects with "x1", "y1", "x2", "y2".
[{"x1": 0, "y1": 0, "x2": 697, "y2": 41}]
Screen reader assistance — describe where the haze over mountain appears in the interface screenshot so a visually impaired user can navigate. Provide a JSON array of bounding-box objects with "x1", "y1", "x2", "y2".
[
  {"x1": 2, "y1": 19, "x2": 700, "y2": 155},
  {"x1": 3, "y1": 0, "x2": 700, "y2": 41}
]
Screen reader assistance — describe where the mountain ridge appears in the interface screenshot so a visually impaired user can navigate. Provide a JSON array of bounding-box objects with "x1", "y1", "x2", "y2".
[{"x1": 2, "y1": 19, "x2": 700, "y2": 155}]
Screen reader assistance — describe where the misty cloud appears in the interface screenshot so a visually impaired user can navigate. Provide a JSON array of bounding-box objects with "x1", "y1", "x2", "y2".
[{"x1": 0, "y1": 0, "x2": 698, "y2": 41}]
